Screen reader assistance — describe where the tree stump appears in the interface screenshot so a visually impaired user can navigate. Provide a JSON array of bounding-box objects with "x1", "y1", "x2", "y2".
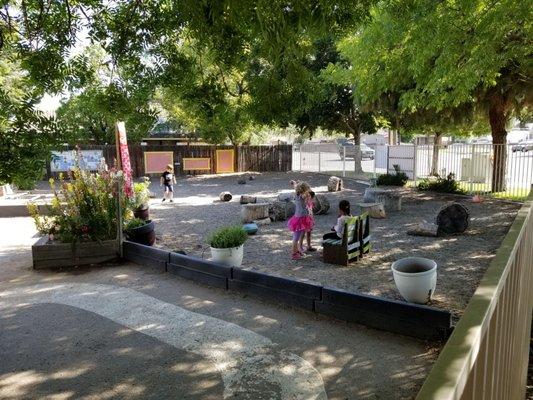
[
  {"x1": 407, "y1": 222, "x2": 439, "y2": 237},
  {"x1": 240, "y1": 195, "x2": 257, "y2": 204},
  {"x1": 254, "y1": 217, "x2": 271, "y2": 225},
  {"x1": 358, "y1": 202, "x2": 386, "y2": 219},
  {"x1": 241, "y1": 203, "x2": 270, "y2": 223},
  {"x1": 277, "y1": 192, "x2": 294, "y2": 202},
  {"x1": 219, "y1": 192, "x2": 232, "y2": 202},
  {"x1": 268, "y1": 201, "x2": 296, "y2": 222},
  {"x1": 374, "y1": 192, "x2": 402, "y2": 211},
  {"x1": 312, "y1": 194, "x2": 330, "y2": 215},
  {"x1": 363, "y1": 188, "x2": 387, "y2": 203},
  {"x1": 327, "y1": 176, "x2": 344, "y2": 192},
  {"x1": 436, "y1": 202, "x2": 470, "y2": 235}
]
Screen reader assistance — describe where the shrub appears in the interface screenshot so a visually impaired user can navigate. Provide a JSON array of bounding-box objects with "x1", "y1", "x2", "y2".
[
  {"x1": 417, "y1": 173, "x2": 466, "y2": 194},
  {"x1": 376, "y1": 165, "x2": 408, "y2": 186},
  {"x1": 207, "y1": 226, "x2": 248, "y2": 248},
  {"x1": 28, "y1": 169, "x2": 125, "y2": 243}
]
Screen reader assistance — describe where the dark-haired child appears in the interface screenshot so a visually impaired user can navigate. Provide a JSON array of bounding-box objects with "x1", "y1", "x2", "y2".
[{"x1": 323, "y1": 200, "x2": 352, "y2": 240}]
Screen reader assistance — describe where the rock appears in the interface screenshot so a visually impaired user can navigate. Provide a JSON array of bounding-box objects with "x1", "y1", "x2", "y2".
[
  {"x1": 268, "y1": 201, "x2": 296, "y2": 222},
  {"x1": 241, "y1": 203, "x2": 270, "y2": 223},
  {"x1": 327, "y1": 176, "x2": 343, "y2": 192},
  {"x1": 237, "y1": 179, "x2": 247, "y2": 185},
  {"x1": 312, "y1": 194, "x2": 330, "y2": 215},
  {"x1": 277, "y1": 192, "x2": 295, "y2": 202},
  {"x1": 358, "y1": 202, "x2": 386, "y2": 219},
  {"x1": 254, "y1": 217, "x2": 271, "y2": 225},
  {"x1": 219, "y1": 191, "x2": 232, "y2": 202},
  {"x1": 240, "y1": 195, "x2": 257, "y2": 204},
  {"x1": 248, "y1": 175, "x2": 255, "y2": 181},
  {"x1": 407, "y1": 222, "x2": 439, "y2": 237},
  {"x1": 436, "y1": 202, "x2": 470, "y2": 235},
  {"x1": 363, "y1": 188, "x2": 388, "y2": 203}
]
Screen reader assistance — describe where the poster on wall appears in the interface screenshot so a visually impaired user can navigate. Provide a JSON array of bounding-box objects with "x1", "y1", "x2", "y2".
[
  {"x1": 144, "y1": 151, "x2": 174, "y2": 174},
  {"x1": 216, "y1": 149, "x2": 235, "y2": 173},
  {"x1": 50, "y1": 150, "x2": 103, "y2": 172}
]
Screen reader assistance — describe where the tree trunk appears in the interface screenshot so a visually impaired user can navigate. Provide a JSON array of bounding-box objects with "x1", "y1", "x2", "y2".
[
  {"x1": 352, "y1": 128, "x2": 363, "y2": 175},
  {"x1": 431, "y1": 132, "x2": 442, "y2": 176},
  {"x1": 488, "y1": 92, "x2": 508, "y2": 192}
]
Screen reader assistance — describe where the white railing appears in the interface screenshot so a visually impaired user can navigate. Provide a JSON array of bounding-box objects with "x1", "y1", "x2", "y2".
[{"x1": 294, "y1": 143, "x2": 533, "y2": 199}]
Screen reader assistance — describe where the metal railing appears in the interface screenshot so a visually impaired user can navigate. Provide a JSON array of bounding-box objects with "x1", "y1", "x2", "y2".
[
  {"x1": 294, "y1": 143, "x2": 533, "y2": 200},
  {"x1": 416, "y1": 188, "x2": 533, "y2": 399}
]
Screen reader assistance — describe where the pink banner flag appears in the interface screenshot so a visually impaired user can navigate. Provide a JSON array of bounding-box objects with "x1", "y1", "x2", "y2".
[{"x1": 116, "y1": 122, "x2": 133, "y2": 197}]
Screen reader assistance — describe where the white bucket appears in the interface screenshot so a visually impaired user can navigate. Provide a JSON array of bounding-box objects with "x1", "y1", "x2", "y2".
[
  {"x1": 210, "y1": 245, "x2": 244, "y2": 267},
  {"x1": 391, "y1": 257, "x2": 437, "y2": 304}
]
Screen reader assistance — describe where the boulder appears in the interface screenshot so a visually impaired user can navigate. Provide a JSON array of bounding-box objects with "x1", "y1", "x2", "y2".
[
  {"x1": 327, "y1": 176, "x2": 344, "y2": 192},
  {"x1": 268, "y1": 201, "x2": 296, "y2": 222},
  {"x1": 312, "y1": 194, "x2": 330, "y2": 215},
  {"x1": 358, "y1": 202, "x2": 386, "y2": 219},
  {"x1": 277, "y1": 192, "x2": 294, "y2": 202}
]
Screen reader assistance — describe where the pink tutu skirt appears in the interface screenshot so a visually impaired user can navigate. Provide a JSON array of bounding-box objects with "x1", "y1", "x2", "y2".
[{"x1": 287, "y1": 215, "x2": 314, "y2": 232}]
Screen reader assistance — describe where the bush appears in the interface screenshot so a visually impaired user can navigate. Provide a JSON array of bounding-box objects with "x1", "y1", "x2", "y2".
[
  {"x1": 207, "y1": 226, "x2": 248, "y2": 248},
  {"x1": 28, "y1": 168, "x2": 125, "y2": 243},
  {"x1": 417, "y1": 173, "x2": 466, "y2": 194},
  {"x1": 376, "y1": 165, "x2": 408, "y2": 186}
]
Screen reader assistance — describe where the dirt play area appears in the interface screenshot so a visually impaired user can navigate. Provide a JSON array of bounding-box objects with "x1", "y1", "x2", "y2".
[{"x1": 149, "y1": 172, "x2": 521, "y2": 317}]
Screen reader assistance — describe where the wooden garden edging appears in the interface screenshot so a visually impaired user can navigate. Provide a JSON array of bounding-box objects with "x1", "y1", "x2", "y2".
[
  {"x1": 123, "y1": 240, "x2": 452, "y2": 340},
  {"x1": 415, "y1": 187, "x2": 533, "y2": 399}
]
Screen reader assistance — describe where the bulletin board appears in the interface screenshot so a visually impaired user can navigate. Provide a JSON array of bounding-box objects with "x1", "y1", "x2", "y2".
[
  {"x1": 144, "y1": 151, "x2": 174, "y2": 174},
  {"x1": 183, "y1": 158, "x2": 211, "y2": 171},
  {"x1": 216, "y1": 149, "x2": 235, "y2": 173}
]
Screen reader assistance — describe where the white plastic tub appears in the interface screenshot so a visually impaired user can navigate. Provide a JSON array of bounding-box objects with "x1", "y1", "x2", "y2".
[
  {"x1": 210, "y1": 245, "x2": 244, "y2": 267},
  {"x1": 391, "y1": 257, "x2": 437, "y2": 304}
]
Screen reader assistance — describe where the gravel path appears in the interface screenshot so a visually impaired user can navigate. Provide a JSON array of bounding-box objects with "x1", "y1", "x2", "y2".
[{"x1": 151, "y1": 172, "x2": 520, "y2": 317}]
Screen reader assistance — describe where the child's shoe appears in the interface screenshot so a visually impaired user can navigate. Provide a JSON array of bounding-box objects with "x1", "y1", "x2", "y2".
[
  {"x1": 169, "y1": 199, "x2": 174, "y2": 203},
  {"x1": 291, "y1": 252, "x2": 302, "y2": 260},
  {"x1": 306, "y1": 247, "x2": 317, "y2": 252},
  {"x1": 162, "y1": 198, "x2": 166, "y2": 202}
]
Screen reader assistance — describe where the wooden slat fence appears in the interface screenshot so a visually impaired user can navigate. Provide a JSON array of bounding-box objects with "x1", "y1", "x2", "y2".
[
  {"x1": 46, "y1": 144, "x2": 292, "y2": 178},
  {"x1": 416, "y1": 186, "x2": 533, "y2": 400}
]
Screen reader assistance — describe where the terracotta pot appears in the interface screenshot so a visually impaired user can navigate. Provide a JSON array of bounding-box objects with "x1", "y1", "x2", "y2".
[{"x1": 133, "y1": 206, "x2": 150, "y2": 221}]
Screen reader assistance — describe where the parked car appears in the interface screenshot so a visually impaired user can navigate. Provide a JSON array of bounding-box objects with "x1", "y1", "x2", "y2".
[
  {"x1": 338, "y1": 140, "x2": 375, "y2": 160},
  {"x1": 512, "y1": 139, "x2": 533, "y2": 152}
]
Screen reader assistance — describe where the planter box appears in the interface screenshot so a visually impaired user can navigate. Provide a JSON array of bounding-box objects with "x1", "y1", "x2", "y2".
[{"x1": 32, "y1": 236, "x2": 119, "y2": 269}]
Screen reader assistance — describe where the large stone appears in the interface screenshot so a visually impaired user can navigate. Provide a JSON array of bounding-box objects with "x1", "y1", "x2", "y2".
[
  {"x1": 358, "y1": 202, "x2": 386, "y2": 219},
  {"x1": 363, "y1": 188, "x2": 388, "y2": 203},
  {"x1": 312, "y1": 195, "x2": 330, "y2": 215},
  {"x1": 277, "y1": 192, "x2": 295, "y2": 202},
  {"x1": 436, "y1": 202, "x2": 470, "y2": 235},
  {"x1": 268, "y1": 201, "x2": 296, "y2": 222}
]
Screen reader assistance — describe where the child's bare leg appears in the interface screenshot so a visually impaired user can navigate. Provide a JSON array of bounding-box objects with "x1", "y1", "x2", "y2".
[
  {"x1": 299, "y1": 234, "x2": 305, "y2": 251},
  {"x1": 306, "y1": 231, "x2": 311, "y2": 247}
]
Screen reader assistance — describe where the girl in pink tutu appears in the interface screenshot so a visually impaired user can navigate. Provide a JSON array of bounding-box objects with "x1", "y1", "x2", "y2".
[
  {"x1": 287, "y1": 181, "x2": 314, "y2": 260},
  {"x1": 298, "y1": 190, "x2": 317, "y2": 253}
]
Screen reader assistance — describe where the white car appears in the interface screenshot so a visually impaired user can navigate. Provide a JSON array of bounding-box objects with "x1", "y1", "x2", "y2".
[{"x1": 338, "y1": 140, "x2": 375, "y2": 160}]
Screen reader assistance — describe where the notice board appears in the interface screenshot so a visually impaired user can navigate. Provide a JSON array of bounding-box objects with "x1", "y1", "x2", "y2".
[{"x1": 144, "y1": 151, "x2": 174, "y2": 174}]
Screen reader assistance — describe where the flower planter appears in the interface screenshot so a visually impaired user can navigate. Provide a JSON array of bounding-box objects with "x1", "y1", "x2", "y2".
[
  {"x1": 391, "y1": 257, "x2": 437, "y2": 304},
  {"x1": 133, "y1": 206, "x2": 150, "y2": 221},
  {"x1": 32, "y1": 236, "x2": 119, "y2": 269},
  {"x1": 126, "y1": 220, "x2": 156, "y2": 246},
  {"x1": 210, "y1": 245, "x2": 244, "y2": 267}
]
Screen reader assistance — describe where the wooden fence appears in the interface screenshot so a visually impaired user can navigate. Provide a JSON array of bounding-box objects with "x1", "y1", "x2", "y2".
[
  {"x1": 416, "y1": 187, "x2": 533, "y2": 399},
  {"x1": 46, "y1": 144, "x2": 292, "y2": 178}
]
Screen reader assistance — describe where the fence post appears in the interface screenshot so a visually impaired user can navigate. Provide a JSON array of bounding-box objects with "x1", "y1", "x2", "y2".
[
  {"x1": 469, "y1": 144, "x2": 475, "y2": 194},
  {"x1": 342, "y1": 146, "x2": 346, "y2": 177},
  {"x1": 413, "y1": 144, "x2": 418, "y2": 184},
  {"x1": 318, "y1": 150, "x2": 321, "y2": 173},
  {"x1": 299, "y1": 148, "x2": 302, "y2": 171}
]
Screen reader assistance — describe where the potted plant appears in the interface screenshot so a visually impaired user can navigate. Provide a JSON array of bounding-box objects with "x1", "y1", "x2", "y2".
[
  {"x1": 124, "y1": 217, "x2": 156, "y2": 246},
  {"x1": 391, "y1": 257, "x2": 437, "y2": 304},
  {"x1": 207, "y1": 225, "x2": 248, "y2": 267},
  {"x1": 131, "y1": 178, "x2": 151, "y2": 220}
]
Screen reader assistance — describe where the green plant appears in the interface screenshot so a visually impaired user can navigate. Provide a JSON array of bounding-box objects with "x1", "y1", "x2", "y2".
[
  {"x1": 124, "y1": 218, "x2": 146, "y2": 232},
  {"x1": 417, "y1": 173, "x2": 466, "y2": 194},
  {"x1": 376, "y1": 165, "x2": 408, "y2": 186},
  {"x1": 29, "y1": 169, "x2": 124, "y2": 243},
  {"x1": 207, "y1": 226, "x2": 248, "y2": 249},
  {"x1": 131, "y1": 179, "x2": 151, "y2": 210}
]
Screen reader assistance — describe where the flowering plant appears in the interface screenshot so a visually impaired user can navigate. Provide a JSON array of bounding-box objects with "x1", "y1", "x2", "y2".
[{"x1": 29, "y1": 168, "x2": 128, "y2": 243}]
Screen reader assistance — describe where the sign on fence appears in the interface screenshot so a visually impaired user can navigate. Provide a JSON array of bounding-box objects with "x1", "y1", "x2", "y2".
[
  {"x1": 50, "y1": 150, "x2": 103, "y2": 172},
  {"x1": 144, "y1": 151, "x2": 174, "y2": 174},
  {"x1": 216, "y1": 149, "x2": 235, "y2": 173}
]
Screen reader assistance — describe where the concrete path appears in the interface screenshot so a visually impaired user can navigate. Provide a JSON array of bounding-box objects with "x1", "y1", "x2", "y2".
[{"x1": 0, "y1": 218, "x2": 437, "y2": 399}]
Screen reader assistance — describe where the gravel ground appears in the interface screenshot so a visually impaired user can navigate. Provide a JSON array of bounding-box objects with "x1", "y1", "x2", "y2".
[{"x1": 151, "y1": 172, "x2": 520, "y2": 317}]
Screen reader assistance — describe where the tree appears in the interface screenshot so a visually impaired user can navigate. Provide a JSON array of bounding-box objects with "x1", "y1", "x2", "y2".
[{"x1": 330, "y1": 0, "x2": 532, "y2": 191}]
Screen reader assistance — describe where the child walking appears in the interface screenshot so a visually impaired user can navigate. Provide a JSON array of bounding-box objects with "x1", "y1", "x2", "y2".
[
  {"x1": 160, "y1": 164, "x2": 177, "y2": 202},
  {"x1": 299, "y1": 190, "x2": 317, "y2": 253},
  {"x1": 323, "y1": 200, "x2": 352, "y2": 240},
  {"x1": 287, "y1": 181, "x2": 314, "y2": 260}
]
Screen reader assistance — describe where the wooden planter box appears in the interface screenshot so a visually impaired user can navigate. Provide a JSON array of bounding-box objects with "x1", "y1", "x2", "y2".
[{"x1": 32, "y1": 236, "x2": 119, "y2": 269}]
